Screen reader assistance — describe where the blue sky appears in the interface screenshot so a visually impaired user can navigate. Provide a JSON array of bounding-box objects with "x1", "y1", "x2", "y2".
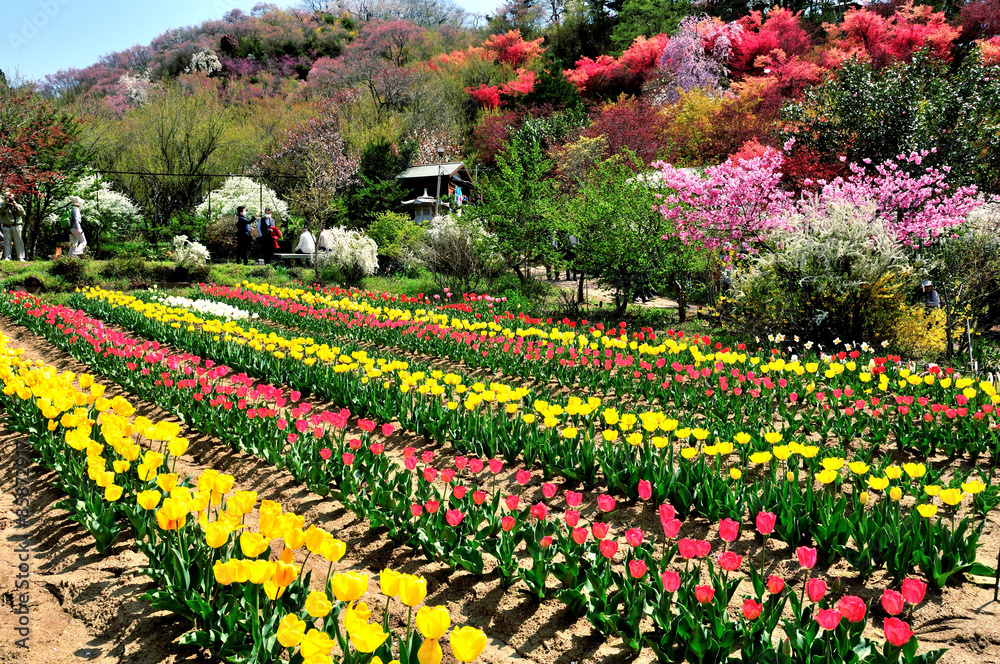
[{"x1": 1, "y1": 0, "x2": 498, "y2": 82}]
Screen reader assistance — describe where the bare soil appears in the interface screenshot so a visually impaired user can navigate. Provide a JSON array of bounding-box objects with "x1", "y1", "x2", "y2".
[{"x1": 2, "y1": 318, "x2": 1000, "y2": 664}]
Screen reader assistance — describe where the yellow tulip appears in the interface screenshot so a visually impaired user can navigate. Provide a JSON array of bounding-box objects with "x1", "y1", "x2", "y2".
[
  {"x1": 734, "y1": 432, "x2": 752, "y2": 445},
  {"x1": 213, "y1": 560, "x2": 234, "y2": 585},
  {"x1": 167, "y1": 437, "x2": 189, "y2": 457},
  {"x1": 240, "y1": 532, "x2": 270, "y2": 558},
  {"x1": 418, "y1": 638, "x2": 443, "y2": 664},
  {"x1": 902, "y1": 463, "x2": 925, "y2": 479},
  {"x1": 939, "y1": 488, "x2": 965, "y2": 506},
  {"x1": 248, "y1": 559, "x2": 273, "y2": 585},
  {"x1": 848, "y1": 461, "x2": 870, "y2": 474},
  {"x1": 820, "y1": 457, "x2": 844, "y2": 472},
  {"x1": 398, "y1": 573, "x2": 427, "y2": 607},
  {"x1": 104, "y1": 484, "x2": 123, "y2": 501},
  {"x1": 330, "y1": 571, "x2": 369, "y2": 603},
  {"x1": 749, "y1": 451, "x2": 772, "y2": 465},
  {"x1": 204, "y1": 522, "x2": 230, "y2": 548},
  {"x1": 450, "y1": 626, "x2": 488, "y2": 662},
  {"x1": 277, "y1": 614, "x2": 307, "y2": 648},
  {"x1": 961, "y1": 480, "x2": 986, "y2": 495},
  {"x1": 867, "y1": 476, "x2": 889, "y2": 491},
  {"x1": 884, "y1": 466, "x2": 902, "y2": 480},
  {"x1": 344, "y1": 600, "x2": 372, "y2": 633},
  {"x1": 924, "y1": 485, "x2": 940, "y2": 496},
  {"x1": 304, "y1": 590, "x2": 333, "y2": 618},
  {"x1": 858, "y1": 491, "x2": 869, "y2": 505},
  {"x1": 347, "y1": 622, "x2": 389, "y2": 653},
  {"x1": 300, "y1": 628, "x2": 337, "y2": 659},
  {"x1": 917, "y1": 504, "x2": 938, "y2": 518},
  {"x1": 729, "y1": 468, "x2": 742, "y2": 480},
  {"x1": 380, "y1": 568, "x2": 401, "y2": 596},
  {"x1": 321, "y1": 538, "x2": 346, "y2": 563},
  {"x1": 273, "y1": 561, "x2": 298, "y2": 587},
  {"x1": 284, "y1": 527, "x2": 307, "y2": 550},
  {"x1": 815, "y1": 469, "x2": 838, "y2": 485},
  {"x1": 137, "y1": 489, "x2": 161, "y2": 511},
  {"x1": 416, "y1": 605, "x2": 451, "y2": 639},
  {"x1": 264, "y1": 580, "x2": 285, "y2": 601},
  {"x1": 889, "y1": 487, "x2": 902, "y2": 501},
  {"x1": 156, "y1": 473, "x2": 179, "y2": 493}
]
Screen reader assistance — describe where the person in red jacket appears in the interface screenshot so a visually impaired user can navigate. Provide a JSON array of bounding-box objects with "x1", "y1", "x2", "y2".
[{"x1": 269, "y1": 222, "x2": 283, "y2": 254}]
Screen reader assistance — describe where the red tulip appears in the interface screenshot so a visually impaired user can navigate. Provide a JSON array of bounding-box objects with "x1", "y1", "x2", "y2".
[
  {"x1": 403, "y1": 446, "x2": 416, "y2": 458},
  {"x1": 662, "y1": 518, "x2": 681, "y2": 538},
  {"x1": 542, "y1": 482, "x2": 557, "y2": 499},
  {"x1": 638, "y1": 479, "x2": 652, "y2": 501},
  {"x1": 319, "y1": 448, "x2": 332, "y2": 460},
  {"x1": 815, "y1": 608, "x2": 842, "y2": 631},
  {"x1": 883, "y1": 617, "x2": 913, "y2": 647},
  {"x1": 838, "y1": 595, "x2": 867, "y2": 623},
  {"x1": 565, "y1": 490, "x2": 583, "y2": 507},
  {"x1": 530, "y1": 503, "x2": 548, "y2": 520},
  {"x1": 599, "y1": 539, "x2": 619, "y2": 559},
  {"x1": 742, "y1": 598, "x2": 763, "y2": 620},
  {"x1": 900, "y1": 578, "x2": 927, "y2": 605},
  {"x1": 421, "y1": 450, "x2": 434, "y2": 463},
  {"x1": 628, "y1": 559, "x2": 647, "y2": 579},
  {"x1": 410, "y1": 504, "x2": 423, "y2": 517},
  {"x1": 881, "y1": 589, "x2": 904, "y2": 616},
  {"x1": 348, "y1": 438, "x2": 362, "y2": 450},
  {"x1": 755, "y1": 511, "x2": 776, "y2": 536},
  {"x1": 717, "y1": 551, "x2": 742, "y2": 571},
  {"x1": 381, "y1": 423, "x2": 394, "y2": 437},
  {"x1": 796, "y1": 546, "x2": 817, "y2": 570},
  {"x1": 454, "y1": 455, "x2": 468, "y2": 470},
  {"x1": 572, "y1": 527, "x2": 589, "y2": 545},
  {"x1": 592, "y1": 522, "x2": 609, "y2": 539},
  {"x1": 369, "y1": 442, "x2": 384, "y2": 455},
  {"x1": 767, "y1": 575, "x2": 785, "y2": 594},
  {"x1": 472, "y1": 490, "x2": 487, "y2": 505},
  {"x1": 446, "y1": 509, "x2": 464, "y2": 526},
  {"x1": 440, "y1": 469, "x2": 455, "y2": 483},
  {"x1": 425, "y1": 500, "x2": 439, "y2": 514},
  {"x1": 342, "y1": 453, "x2": 355, "y2": 466},
  {"x1": 488, "y1": 459, "x2": 503, "y2": 474},
  {"x1": 423, "y1": 468, "x2": 437, "y2": 482},
  {"x1": 718, "y1": 518, "x2": 739, "y2": 543},
  {"x1": 659, "y1": 503, "x2": 676, "y2": 523},
  {"x1": 597, "y1": 494, "x2": 616, "y2": 512},
  {"x1": 515, "y1": 469, "x2": 531, "y2": 485},
  {"x1": 806, "y1": 578, "x2": 827, "y2": 603},
  {"x1": 624, "y1": 528, "x2": 644, "y2": 547},
  {"x1": 404, "y1": 457, "x2": 417, "y2": 470},
  {"x1": 453, "y1": 485, "x2": 467, "y2": 500},
  {"x1": 695, "y1": 540, "x2": 711, "y2": 558},
  {"x1": 504, "y1": 495, "x2": 519, "y2": 511},
  {"x1": 469, "y1": 458, "x2": 484, "y2": 474},
  {"x1": 694, "y1": 585, "x2": 715, "y2": 604},
  {"x1": 661, "y1": 570, "x2": 680, "y2": 592},
  {"x1": 501, "y1": 516, "x2": 516, "y2": 531},
  {"x1": 540, "y1": 535, "x2": 553, "y2": 548},
  {"x1": 678, "y1": 539, "x2": 699, "y2": 559},
  {"x1": 564, "y1": 509, "x2": 580, "y2": 527}
]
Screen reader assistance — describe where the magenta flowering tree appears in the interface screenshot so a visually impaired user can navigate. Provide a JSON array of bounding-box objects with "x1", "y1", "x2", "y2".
[
  {"x1": 808, "y1": 150, "x2": 982, "y2": 248},
  {"x1": 653, "y1": 149, "x2": 794, "y2": 256}
]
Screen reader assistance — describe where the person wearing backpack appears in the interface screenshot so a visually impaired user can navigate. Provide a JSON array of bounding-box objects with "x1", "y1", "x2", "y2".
[
  {"x1": 0, "y1": 191, "x2": 26, "y2": 262},
  {"x1": 68, "y1": 196, "x2": 87, "y2": 258}
]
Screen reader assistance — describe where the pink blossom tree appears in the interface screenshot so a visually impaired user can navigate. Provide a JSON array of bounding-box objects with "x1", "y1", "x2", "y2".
[{"x1": 653, "y1": 149, "x2": 794, "y2": 256}]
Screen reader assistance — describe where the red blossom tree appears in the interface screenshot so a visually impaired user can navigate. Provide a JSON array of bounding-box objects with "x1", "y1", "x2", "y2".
[
  {"x1": 729, "y1": 8, "x2": 812, "y2": 76},
  {"x1": 824, "y1": 3, "x2": 960, "y2": 69}
]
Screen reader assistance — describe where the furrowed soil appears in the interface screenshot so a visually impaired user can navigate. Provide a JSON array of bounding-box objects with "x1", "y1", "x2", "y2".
[{"x1": 1, "y1": 317, "x2": 1000, "y2": 664}]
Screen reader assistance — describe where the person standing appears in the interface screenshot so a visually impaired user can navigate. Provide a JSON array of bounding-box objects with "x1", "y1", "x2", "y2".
[
  {"x1": 235, "y1": 205, "x2": 252, "y2": 265},
  {"x1": 257, "y1": 208, "x2": 275, "y2": 264},
  {"x1": 921, "y1": 280, "x2": 941, "y2": 308},
  {"x1": 68, "y1": 196, "x2": 87, "y2": 258},
  {"x1": 269, "y1": 221, "x2": 283, "y2": 255},
  {"x1": 0, "y1": 191, "x2": 26, "y2": 262}
]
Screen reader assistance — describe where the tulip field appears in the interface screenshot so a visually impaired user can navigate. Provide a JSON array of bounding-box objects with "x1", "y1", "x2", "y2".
[{"x1": 1, "y1": 284, "x2": 999, "y2": 663}]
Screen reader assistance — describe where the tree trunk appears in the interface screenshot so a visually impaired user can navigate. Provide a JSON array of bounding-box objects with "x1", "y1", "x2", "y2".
[
  {"x1": 512, "y1": 263, "x2": 526, "y2": 285},
  {"x1": 670, "y1": 277, "x2": 687, "y2": 324},
  {"x1": 577, "y1": 271, "x2": 585, "y2": 304}
]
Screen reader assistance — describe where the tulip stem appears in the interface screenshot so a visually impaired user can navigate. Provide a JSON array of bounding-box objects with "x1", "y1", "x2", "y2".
[{"x1": 406, "y1": 605, "x2": 414, "y2": 639}]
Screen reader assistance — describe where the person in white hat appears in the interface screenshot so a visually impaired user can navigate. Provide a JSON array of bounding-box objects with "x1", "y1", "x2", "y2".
[
  {"x1": 0, "y1": 191, "x2": 26, "y2": 262},
  {"x1": 921, "y1": 280, "x2": 940, "y2": 308},
  {"x1": 68, "y1": 195, "x2": 87, "y2": 258}
]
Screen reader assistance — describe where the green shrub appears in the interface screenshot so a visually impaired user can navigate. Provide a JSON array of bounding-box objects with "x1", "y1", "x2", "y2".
[
  {"x1": 50, "y1": 258, "x2": 91, "y2": 284},
  {"x1": 368, "y1": 212, "x2": 425, "y2": 270},
  {"x1": 101, "y1": 256, "x2": 148, "y2": 280}
]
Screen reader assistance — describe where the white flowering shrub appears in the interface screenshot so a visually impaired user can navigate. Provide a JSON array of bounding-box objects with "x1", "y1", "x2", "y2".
[
  {"x1": 185, "y1": 49, "x2": 223, "y2": 75},
  {"x1": 45, "y1": 176, "x2": 140, "y2": 235},
  {"x1": 316, "y1": 227, "x2": 378, "y2": 286},
  {"x1": 171, "y1": 235, "x2": 211, "y2": 267},
  {"x1": 415, "y1": 214, "x2": 498, "y2": 293},
  {"x1": 150, "y1": 292, "x2": 256, "y2": 321},
  {"x1": 196, "y1": 177, "x2": 289, "y2": 222}
]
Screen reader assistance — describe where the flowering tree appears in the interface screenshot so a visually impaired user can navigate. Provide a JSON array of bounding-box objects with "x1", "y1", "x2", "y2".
[
  {"x1": 654, "y1": 148, "x2": 794, "y2": 256},
  {"x1": 45, "y1": 175, "x2": 140, "y2": 235},
  {"x1": 261, "y1": 118, "x2": 359, "y2": 232},
  {"x1": 808, "y1": 150, "x2": 982, "y2": 247},
  {"x1": 195, "y1": 177, "x2": 289, "y2": 222},
  {"x1": 316, "y1": 226, "x2": 379, "y2": 285}
]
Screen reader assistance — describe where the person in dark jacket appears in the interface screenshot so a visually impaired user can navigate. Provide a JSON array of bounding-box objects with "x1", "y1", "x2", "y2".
[
  {"x1": 235, "y1": 206, "x2": 252, "y2": 265},
  {"x1": 922, "y1": 280, "x2": 940, "y2": 308},
  {"x1": 258, "y1": 208, "x2": 275, "y2": 264}
]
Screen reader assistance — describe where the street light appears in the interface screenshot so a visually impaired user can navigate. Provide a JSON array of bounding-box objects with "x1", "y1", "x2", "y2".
[{"x1": 434, "y1": 146, "x2": 445, "y2": 217}]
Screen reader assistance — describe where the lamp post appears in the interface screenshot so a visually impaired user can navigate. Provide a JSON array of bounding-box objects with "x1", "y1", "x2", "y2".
[{"x1": 434, "y1": 146, "x2": 445, "y2": 217}]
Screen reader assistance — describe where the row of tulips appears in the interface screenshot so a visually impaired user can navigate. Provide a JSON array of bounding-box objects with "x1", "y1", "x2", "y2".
[
  {"x1": 0, "y1": 330, "x2": 490, "y2": 664},
  {"x1": 8, "y1": 292, "x2": 997, "y2": 661},
  {"x1": 196, "y1": 282, "x2": 1000, "y2": 459},
  {"x1": 5, "y1": 290, "x2": 995, "y2": 591}
]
